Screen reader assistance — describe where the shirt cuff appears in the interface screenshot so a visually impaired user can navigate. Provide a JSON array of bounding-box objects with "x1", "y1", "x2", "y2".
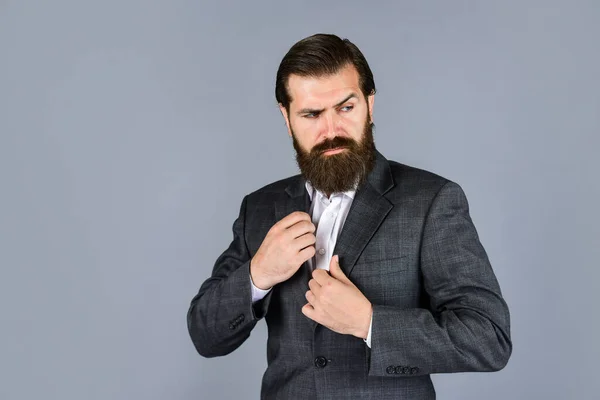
[
  {"x1": 364, "y1": 312, "x2": 373, "y2": 348},
  {"x1": 250, "y1": 272, "x2": 272, "y2": 303}
]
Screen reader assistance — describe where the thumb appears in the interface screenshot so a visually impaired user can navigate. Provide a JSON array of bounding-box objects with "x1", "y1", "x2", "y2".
[{"x1": 329, "y1": 255, "x2": 350, "y2": 282}]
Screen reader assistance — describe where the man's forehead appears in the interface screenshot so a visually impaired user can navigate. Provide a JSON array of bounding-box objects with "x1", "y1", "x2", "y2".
[{"x1": 287, "y1": 66, "x2": 361, "y2": 108}]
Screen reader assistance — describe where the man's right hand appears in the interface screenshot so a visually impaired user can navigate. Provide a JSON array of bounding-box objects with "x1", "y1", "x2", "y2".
[{"x1": 250, "y1": 211, "x2": 316, "y2": 290}]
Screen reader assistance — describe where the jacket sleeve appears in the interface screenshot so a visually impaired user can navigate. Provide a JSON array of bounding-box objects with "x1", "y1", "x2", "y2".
[
  {"x1": 367, "y1": 181, "x2": 512, "y2": 376},
  {"x1": 187, "y1": 195, "x2": 274, "y2": 358}
]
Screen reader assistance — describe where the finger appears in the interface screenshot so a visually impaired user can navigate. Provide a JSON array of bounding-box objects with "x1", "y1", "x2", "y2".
[
  {"x1": 328, "y1": 255, "x2": 349, "y2": 282},
  {"x1": 293, "y1": 232, "x2": 316, "y2": 250},
  {"x1": 312, "y1": 269, "x2": 332, "y2": 286},
  {"x1": 301, "y1": 303, "x2": 327, "y2": 327},
  {"x1": 301, "y1": 303, "x2": 317, "y2": 320},
  {"x1": 287, "y1": 220, "x2": 316, "y2": 239},
  {"x1": 305, "y1": 290, "x2": 317, "y2": 306},
  {"x1": 276, "y1": 211, "x2": 311, "y2": 230},
  {"x1": 296, "y1": 246, "x2": 316, "y2": 265},
  {"x1": 308, "y1": 278, "x2": 322, "y2": 297}
]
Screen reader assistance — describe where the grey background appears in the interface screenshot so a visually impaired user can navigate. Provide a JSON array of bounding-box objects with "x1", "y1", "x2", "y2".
[{"x1": 1, "y1": 1, "x2": 598, "y2": 399}]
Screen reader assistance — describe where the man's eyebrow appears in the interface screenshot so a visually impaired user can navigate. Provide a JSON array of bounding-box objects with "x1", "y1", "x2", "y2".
[
  {"x1": 333, "y1": 93, "x2": 358, "y2": 108},
  {"x1": 296, "y1": 93, "x2": 359, "y2": 116}
]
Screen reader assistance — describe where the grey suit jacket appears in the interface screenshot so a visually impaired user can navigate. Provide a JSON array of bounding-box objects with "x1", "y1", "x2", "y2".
[{"x1": 187, "y1": 150, "x2": 512, "y2": 399}]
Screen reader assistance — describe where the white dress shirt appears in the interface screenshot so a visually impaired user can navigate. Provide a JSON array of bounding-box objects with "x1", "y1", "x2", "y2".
[{"x1": 250, "y1": 180, "x2": 373, "y2": 347}]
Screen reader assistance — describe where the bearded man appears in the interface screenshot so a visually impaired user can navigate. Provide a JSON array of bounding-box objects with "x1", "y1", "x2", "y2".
[{"x1": 187, "y1": 33, "x2": 512, "y2": 400}]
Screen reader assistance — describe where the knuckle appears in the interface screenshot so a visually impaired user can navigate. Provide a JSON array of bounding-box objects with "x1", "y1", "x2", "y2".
[{"x1": 297, "y1": 221, "x2": 308, "y2": 230}]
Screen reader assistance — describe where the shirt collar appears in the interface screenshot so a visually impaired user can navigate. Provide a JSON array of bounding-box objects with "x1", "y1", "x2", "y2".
[{"x1": 305, "y1": 180, "x2": 357, "y2": 202}]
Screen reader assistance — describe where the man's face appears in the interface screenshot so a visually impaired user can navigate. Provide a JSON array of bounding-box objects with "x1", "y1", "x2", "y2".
[{"x1": 280, "y1": 65, "x2": 376, "y2": 195}]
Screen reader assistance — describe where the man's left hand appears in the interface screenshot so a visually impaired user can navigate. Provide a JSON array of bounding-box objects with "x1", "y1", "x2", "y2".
[{"x1": 302, "y1": 255, "x2": 372, "y2": 339}]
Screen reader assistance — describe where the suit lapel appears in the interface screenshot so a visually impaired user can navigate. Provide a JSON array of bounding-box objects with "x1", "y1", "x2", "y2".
[
  {"x1": 278, "y1": 176, "x2": 313, "y2": 305},
  {"x1": 333, "y1": 182, "x2": 393, "y2": 278},
  {"x1": 275, "y1": 177, "x2": 310, "y2": 226},
  {"x1": 334, "y1": 150, "x2": 395, "y2": 277}
]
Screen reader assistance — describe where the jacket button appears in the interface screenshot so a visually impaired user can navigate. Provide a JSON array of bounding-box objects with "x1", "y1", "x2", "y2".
[
  {"x1": 386, "y1": 366, "x2": 395, "y2": 375},
  {"x1": 402, "y1": 366, "x2": 410, "y2": 374},
  {"x1": 229, "y1": 323, "x2": 236, "y2": 330},
  {"x1": 314, "y1": 356, "x2": 328, "y2": 368},
  {"x1": 411, "y1": 367, "x2": 419, "y2": 374},
  {"x1": 395, "y1": 366, "x2": 403, "y2": 374}
]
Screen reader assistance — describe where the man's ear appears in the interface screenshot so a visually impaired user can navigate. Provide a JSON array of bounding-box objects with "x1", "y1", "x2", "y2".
[
  {"x1": 279, "y1": 104, "x2": 292, "y2": 137},
  {"x1": 367, "y1": 94, "x2": 375, "y2": 123}
]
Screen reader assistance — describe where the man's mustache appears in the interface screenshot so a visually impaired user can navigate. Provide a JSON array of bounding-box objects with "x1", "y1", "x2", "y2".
[{"x1": 311, "y1": 137, "x2": 357, "y2": 154}]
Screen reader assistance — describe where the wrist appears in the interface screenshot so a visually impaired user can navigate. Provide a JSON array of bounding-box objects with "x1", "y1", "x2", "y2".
[
  {"x1": 250, "y1": 259, "x2": 272, "y2": 290},
  {"x1": 356, "y1": 302, "x2": 373, "y2": 339}
]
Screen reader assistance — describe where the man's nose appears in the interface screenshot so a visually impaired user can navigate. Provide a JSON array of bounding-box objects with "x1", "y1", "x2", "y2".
[{"x1": 322, "y1": 112, "x2": 339, "y2": 138}]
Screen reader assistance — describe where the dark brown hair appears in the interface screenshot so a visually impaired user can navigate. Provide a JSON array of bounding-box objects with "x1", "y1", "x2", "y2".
[{"x1": 275, "y1": 33, "x2": 376, "y2": 112}]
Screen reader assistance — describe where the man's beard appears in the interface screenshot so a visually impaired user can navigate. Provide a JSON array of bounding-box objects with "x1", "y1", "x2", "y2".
[{"x1": 292, "y1": 118, "x2": 376, "y2": 196}]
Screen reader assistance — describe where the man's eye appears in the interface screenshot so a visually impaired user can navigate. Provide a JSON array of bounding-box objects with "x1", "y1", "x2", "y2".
[
  {"x1": 304, "y1": 113, "x2": 318, "y2": 118},
  {"x1": 340, "y1": 105, "x2": 354, "y2": 112}
]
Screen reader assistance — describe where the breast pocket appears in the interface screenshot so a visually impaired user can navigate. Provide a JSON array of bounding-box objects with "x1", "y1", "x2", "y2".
[{"x1": 350, "y1": 256, "x2": 419, "y2": 306}]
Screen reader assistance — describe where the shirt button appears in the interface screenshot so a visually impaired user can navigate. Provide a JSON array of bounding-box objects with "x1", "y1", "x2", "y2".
[{"x1": 318, "y1": 248, "x2": 326, "y2": 255}]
